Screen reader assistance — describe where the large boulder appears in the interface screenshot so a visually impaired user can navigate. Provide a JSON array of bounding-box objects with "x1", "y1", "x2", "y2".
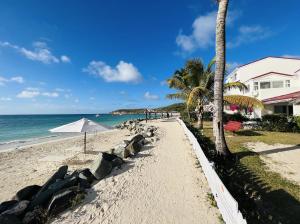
[
  {"x1": 111, "y1": 144, "x2": 130, "y2": 159},
  {"x1": 1, "y1": 200, "x2": 29, "y2": 216},
  {"x1": 35, "y1": 165, "x2": 68, "y2": 198},
  {"x1": 102, "y1": 152, "x2": 124, "y2": 168},
  {"x1": 125, "y1": 141, "x2": 142, "y2": 156},
  {"x1": 47, "y1": 187, "x2": 79, "y2": 216},
  {"x1": 14, "y1": 185, "x2": 41, "y2": 201},
  {"x1": 130, "y1": 134, "x2": 144, "y2": 144},
  {"x1": 90, "y1": 153, "x2": 113, "y2": 180},
  {"x1": 22, "y1": 206, "x2": 47, "y2": 224},
  {"x1": 0, "y1": 200, "x2": 18, "y2": 215},
  {"x1": 0, "y1": 214, "x2": 22, "y2": 224},
  {"x1": 78, "y1": 168, "x2": 96, "y2": 184},
  {"x1": 29, "y1": 174, "x2": 78, "y2": 209}
]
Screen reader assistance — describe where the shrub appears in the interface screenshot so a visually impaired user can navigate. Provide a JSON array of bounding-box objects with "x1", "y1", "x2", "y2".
[
  {"x1": 261, "y1": 114, "x2": 299, "y2": 132},
  {"x1": 294, "y1": 116, "x2": 300, "y2": 129},
  {"x1": 223, "y1": 112, "x2": 249, "y2": 123}
]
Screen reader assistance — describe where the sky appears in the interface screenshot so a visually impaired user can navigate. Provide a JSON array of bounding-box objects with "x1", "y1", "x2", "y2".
[{"x1": 0, "y1": 0, "x2": 299, "y2": 114}]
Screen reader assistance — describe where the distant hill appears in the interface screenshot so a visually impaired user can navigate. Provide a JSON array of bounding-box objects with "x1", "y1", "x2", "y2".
[
  {"x1": 155, "y1": 103, "x2": 185, "y2": 112},
  {"x1": 110, "y1": 103, "x2": 185, "y2": 114}
]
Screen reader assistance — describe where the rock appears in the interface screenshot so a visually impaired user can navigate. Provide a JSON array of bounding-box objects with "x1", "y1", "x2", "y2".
[
  {"x1": 14, "y1": 185, "x2": 41, "y2": 201},
  {"x1": 35, "y1": 165, "x2": 68, "y2": 198},
  {"x1": 111, "y1": 144, "x2": 130, "y2": 159},
  {"x1": 47, "y1": 187, "x2": 79, "y2": 216},
  {"x1": 1, "y1": 200, "x2": 29, "y2": 216},
  {"x1": 90, "y1": 153, "x2": 113, "y2": 180},
  {"x1": 125, "y1": 141, "x2": 142, "y2": 155},
  {"x1": 0, "y1": 200, "x2": 18, "y2": 215},
  {"x1": 0, "y1": 214, "x2": 22, "y2": 224},
  {"x1": 29, "y1": 175, "x2": 78, "y2": 209},
  {"x1": 146, "y1": 131, "x2": 154, "y2": 137},
  {"x1": 22, "y1": 206, "x2": 47, "y2": 224},
  {"x1": 130, "y1": 134, "x2": 144, "y2": 143},
  {"x1": 101, "y1": 152, "x2": 124, "y2": 168},
  {"x1": 78, "y1": 168, "x2": 96, "y2": 184}
]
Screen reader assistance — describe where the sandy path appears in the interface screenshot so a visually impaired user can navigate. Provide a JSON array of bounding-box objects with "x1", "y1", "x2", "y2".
[
  {"x1": 246, "y1": 142, "x2": 300, "y2": 185},
  {"x1": 52, "y1": 119, "x2": 219, "y2": 224}
]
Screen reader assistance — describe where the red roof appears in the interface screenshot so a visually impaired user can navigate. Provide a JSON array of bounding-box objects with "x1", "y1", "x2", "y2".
[{"x1": 263, "y1": 91, "x2": 300, "y2": 103}]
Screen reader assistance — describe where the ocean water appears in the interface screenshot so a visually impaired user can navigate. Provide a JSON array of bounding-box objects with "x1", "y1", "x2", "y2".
[{"x1": 0, "y1": 114, "x2": 147, "y2": 145}]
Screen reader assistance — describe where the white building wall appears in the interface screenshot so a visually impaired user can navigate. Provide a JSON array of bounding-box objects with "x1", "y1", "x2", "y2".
[{"x1": 293, "y1": 104, "x2": 300, "y2": 116}]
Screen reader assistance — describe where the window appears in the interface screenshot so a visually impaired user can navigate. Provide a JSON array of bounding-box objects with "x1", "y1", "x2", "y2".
[
  {"x1": 274, "y1": 105, "x2": 287, "y2": 114},
  {"x1": 260, "y1": 81, "x2": 271, "y2": 89},
  {"x1": 272, "y1": 81, "x2": 283, "y2": 88},
  {"x1": 285, "y1": 80, "x2": 290, "y2": 88},
  {"x1": 244, "y1": 84, "x2": 250, "y2": 93},
  {"x1": 254, "y1": 82, "x2": 259, "y2": 90}
]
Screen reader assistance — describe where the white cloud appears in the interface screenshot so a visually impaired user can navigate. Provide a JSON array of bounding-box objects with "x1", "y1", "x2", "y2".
[
  {"x1": 89, "y1": 97, "x2": 95, "y2": 100},
  {"x1": 144, "y1": 91, "x2": 159, "y2": 100},
  {"x1": 176, "y1": 11, "x2": 216, "y2": 52},
  {"x1": 228, "y1": 25, "x2": 272, "y2": 48},
  {"x1": 17, "y1": 88, "x2": 59, "y2": 99},
  {"x1": 0, "y1": 97, "x2": 12, "y2": 101},
  {"x1": 17, "y1": 89, "x2": 40, "y2": 98},
  {"x1": 61, "y1": 55, "x2": 71, "y2": 63},
  {"x1": 83, "y1": 60, "x2": 142, "y2": 83},
  {"x1": 10, "y1": 76, "x2": 24, "y2": 83},
  {"x1": 119, "y1": 91, "x2": 126, "y2": 95},
  {"x1": 0, "y1": 76, "x2": 25, "y2": 85},
  {"x1": 41, "y1": 92, "x2": 59, "y2": 97},
  {"x1": 55, "y1": 88, "x2": 71, "y2": 92},
  {"x1": 0, "y1": 41, "x2": 70, "y2": 64},
  {"x1": 75, "y1": 99, "x2": 79, "y2": 103}
]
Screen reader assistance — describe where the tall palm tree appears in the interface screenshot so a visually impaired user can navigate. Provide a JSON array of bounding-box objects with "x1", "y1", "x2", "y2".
[
  {"x1": 186, "y1": 58, "x2": 215, "y2": 129},
  {"x1": 213, "y1": 0, "x2": 230, "y2": 157},
  {"x1": 167, "y1": 58, "x2": 215, "y2": 125}
]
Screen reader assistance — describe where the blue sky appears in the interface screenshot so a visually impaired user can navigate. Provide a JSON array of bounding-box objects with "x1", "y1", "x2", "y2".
[{"x1": 0, "y1": 0, "x2": 299, "y2": 114}]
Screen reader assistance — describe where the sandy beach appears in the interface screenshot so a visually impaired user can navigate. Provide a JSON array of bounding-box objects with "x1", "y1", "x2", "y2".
[{"x1": 0, "y1": 118, "x2": 219, "y2": 223}]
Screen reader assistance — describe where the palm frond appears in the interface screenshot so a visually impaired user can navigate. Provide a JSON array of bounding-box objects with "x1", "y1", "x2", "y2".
[
  {"x1": 187, "y1": 87, "x2": 207, "y2": 107},
  {"x1": 224, "y1": 95, "x2": 264, "y2": 108},
  {"x1": 206, "y1": 57, "x2": 216, "y2": 73},
  {"x1": 224, "y1": 81, "x2": 248, "y2": 91},
  {"x1": 167, "y1": 77, "x2": 187, "y2": 90}
]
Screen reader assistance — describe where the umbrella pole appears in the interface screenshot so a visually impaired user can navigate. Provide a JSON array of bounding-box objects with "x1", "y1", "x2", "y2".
[{"x1": 84, "y1": 132, "x2": 87, "y2": 154}]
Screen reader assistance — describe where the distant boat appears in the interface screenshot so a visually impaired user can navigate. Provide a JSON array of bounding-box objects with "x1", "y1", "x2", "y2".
[{"x1": 95, "y1": 114, "x2": 100, "y2": 117}]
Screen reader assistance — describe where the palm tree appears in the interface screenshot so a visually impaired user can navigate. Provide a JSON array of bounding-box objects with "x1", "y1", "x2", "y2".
[
  {"x1": 213, "y1": 0, "x2": 230, "y2": 157},
  {"x1": 167, "y1": 58, "x2": 215, "y2": 126},
  {"x1": 166, "y1": 68, "x2": 192, "y2": 120},
  {"x1": 186, "y1": 58, "x2": 215, "y2": 129}
]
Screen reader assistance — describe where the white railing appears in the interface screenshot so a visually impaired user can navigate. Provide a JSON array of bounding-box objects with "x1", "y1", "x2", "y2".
[{"x1": 177, "y1": 118, "x2": 247, "y2": 224}]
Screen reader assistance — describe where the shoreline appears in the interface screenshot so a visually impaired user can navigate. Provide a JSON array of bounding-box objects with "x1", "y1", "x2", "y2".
[{"x1": 0, "y1": 129, "x2": 119, "y2": 153}]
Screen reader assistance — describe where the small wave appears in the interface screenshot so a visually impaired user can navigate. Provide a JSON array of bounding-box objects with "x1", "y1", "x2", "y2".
[{"x1": 0, "y1": 134, "x2": 59, "y2": 146}]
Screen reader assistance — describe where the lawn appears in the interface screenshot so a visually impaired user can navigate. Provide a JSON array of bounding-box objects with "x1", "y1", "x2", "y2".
[{"x1": 201, "y1": 121, "x2": 300, "y2": 224}]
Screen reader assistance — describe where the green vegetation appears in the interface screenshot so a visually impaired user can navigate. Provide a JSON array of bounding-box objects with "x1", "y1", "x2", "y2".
[
  {"x1": 110, "y1": 103, "x2": 185, "y2": 114},
  {"x1": 155, "y1": 103, "x2": 185, "y2": 112},
  {"x1": 195, "y1": 121, "x2": 300, "y2": 223}
]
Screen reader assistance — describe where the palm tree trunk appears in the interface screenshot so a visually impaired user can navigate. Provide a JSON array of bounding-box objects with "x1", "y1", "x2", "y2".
[{"x1": 213, "y1": 0, "x2": 231, "y2": 157}]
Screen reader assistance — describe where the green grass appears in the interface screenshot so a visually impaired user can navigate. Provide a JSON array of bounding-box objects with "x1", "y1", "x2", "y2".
[{"x1": 202, "y1": 121, "x2": 300, "y2": 223}]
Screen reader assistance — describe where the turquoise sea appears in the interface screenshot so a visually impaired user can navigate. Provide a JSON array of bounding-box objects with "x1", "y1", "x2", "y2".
[{"x1": 0, "y1": 114, "x2": 147, "y2": 145}]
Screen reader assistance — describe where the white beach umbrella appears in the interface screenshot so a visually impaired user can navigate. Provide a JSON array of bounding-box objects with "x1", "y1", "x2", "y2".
[{"x1": 49, "y1": 118, "x2": 113, "y2": 153}]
